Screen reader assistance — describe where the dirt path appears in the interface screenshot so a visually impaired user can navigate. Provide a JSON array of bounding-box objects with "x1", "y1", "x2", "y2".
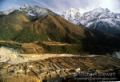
[
  {"x1": 21, "y1": 54, "x2": 98, "y2": 61},
  {"x1": 0, "y1": 53, "x2": 99, "y2": 64}
]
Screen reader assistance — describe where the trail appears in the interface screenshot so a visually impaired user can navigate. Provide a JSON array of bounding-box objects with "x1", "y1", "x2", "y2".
[
  {"x1": 11, "y1": 54, "x2": 99, "y2": 64},
  {"x1": 0, "y1": 51, "x2": 99, "y2": 64},
  {"x1": 21, "y1": 54, "x2": 98, "y2": 61}
]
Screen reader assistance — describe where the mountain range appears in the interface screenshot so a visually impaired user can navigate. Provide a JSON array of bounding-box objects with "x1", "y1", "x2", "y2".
[
  {"x1": 0, "y1": 5, "x2": 120, "y2": 82},
  {"x1": 0, "y1": 5, "x2": 88, "y2": 43},
  {"x1": 0, "y1": 5, "x2": 93, "y2": 54},
  {"x1": 0, "y1": 6, "x2": 120, "y2": 54},
  {"x1": 62, "y1": 8, "x2": 120, "y2": 53},
  {"x1": 62, "y1": 7, "x2": 120, "y2": 38}
]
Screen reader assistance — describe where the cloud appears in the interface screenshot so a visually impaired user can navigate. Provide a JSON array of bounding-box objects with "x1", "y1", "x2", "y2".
[
  {"x1": 113, "y1": 0, "x2": 120, "y2": 12},
  {"x1": 35, "y1": 0, "x2": 120, "y2": 13},
  {"x1": 0, "y1": 0, "x2": 120, "y2": 13},
  {"x1": 32, "y1": 0, "x2": 51, "y2": 8},
  {"x1": 99, "y1": 0, "x2": 120, "y2": 13},
  {"x1": 44, "y1": 0, "x2": 99, "y2": 13}
]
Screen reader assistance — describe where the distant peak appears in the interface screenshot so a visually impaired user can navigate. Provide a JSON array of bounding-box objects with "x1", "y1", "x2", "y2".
[
  {"x1": 62, "y1": 8, "x2": 81, "y2": 24},
  {"x1": 20, "y1": 4, "x2": 30, "y2": 9},
  {"x1": 68, "y1": 8, "x2": 79, "y2": 11},
  {"x1": 90, "y1": 7, "x2": 110, "y2": 13},
  {"x1": 19, "y1": 4, "x2": 42, "y2": 10},
  {"x1": 65, "y1": 8, "x2": 80, "y2": 12}
]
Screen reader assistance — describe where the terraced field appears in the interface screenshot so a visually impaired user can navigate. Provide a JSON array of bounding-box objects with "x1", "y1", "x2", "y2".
[
  {"x1": 0, "y1": 54, "x2": 120, "y2": 82},
  {"x1": 0, "y1": 41, "x2": 120, "y2": 82}
]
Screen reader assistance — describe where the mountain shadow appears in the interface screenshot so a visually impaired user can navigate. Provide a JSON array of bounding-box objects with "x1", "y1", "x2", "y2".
[{"x1": 82, "y1": 28, "x2": 120, "y2": 54}]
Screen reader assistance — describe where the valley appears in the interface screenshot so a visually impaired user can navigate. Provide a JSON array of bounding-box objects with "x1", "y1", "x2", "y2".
[
  {"x1": 0, "y1": 41, "x2": 120, "y2": 82},
  {"x1": 0, "y1": 5, "x2": 120, "y2": 82}
]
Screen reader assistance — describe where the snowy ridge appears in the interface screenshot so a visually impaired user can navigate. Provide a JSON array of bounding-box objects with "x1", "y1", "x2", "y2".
[
  {"x1": 80, "y1": 8, "x2": 120, "y2": 36},
  {"x1": 62, "y1": 7, "x2": 120, "y2": 37},
  {"x1": 0, "y1": 4, "x2": 50, "y2": 18},
  {"x1": 62, "y1": 8, "x2": 81, "y2": 24},
  {"x1": 19, "y1": 4, "x2": 49, "y2": 17},
  {"x1": 80, "y1": 7, "x2": 120, "y2": 26}
]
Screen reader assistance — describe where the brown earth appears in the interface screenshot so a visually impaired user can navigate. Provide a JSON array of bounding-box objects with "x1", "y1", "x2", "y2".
[{"x1": 0, "y1": 55, "x2": 120, "y2": 82}]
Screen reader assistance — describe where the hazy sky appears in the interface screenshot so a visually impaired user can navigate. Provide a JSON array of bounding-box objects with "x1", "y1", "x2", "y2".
[{"x1": 0, "y1": 0, "x2": 120, "y2": 13}]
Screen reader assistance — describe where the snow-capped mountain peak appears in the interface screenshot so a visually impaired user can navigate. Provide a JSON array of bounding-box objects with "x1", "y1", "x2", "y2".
[
  {"x1": 81, "y1": 7, "x2": 114, "y2": 20},
  {"x1": 19, "y1": 4, "x2": 50, "y2": 17},
  {"x1": 62, "y1": 8, "x2": 81, "y2": 24},
  {"x1": 20, "y1": 4, "x2": 30, "y2": 9},
  {"x1": 88, "y1": 7, "x2": 110, "y2": 13},
  {"x1": 0, "y1": 4, "x2": 51, "y2": 19},
  {"x1": 62, "y1": 7, "x2": 120, "y2": 37},
  {"x1": 80, "y1": 7, "x2": 120, "y2": 25}
]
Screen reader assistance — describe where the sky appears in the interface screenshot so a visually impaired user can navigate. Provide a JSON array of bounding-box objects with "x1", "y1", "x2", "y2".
[{"x1": 0, "y1": 0, "x2": 120, "y2": 13}]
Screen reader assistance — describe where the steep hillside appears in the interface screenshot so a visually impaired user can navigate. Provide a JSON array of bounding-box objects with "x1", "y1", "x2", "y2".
[
  {"x1": 1, "y1": 6, "x2": 120, "y2": 54},
  {"x1": 0, "y1": 10, "x2": 29, "y2": 40},
  {"x1": 14, "y1": 14, "x2": 87, "y2": 43},
  {"x1": 0, "y1": 6, "x2": 88, "y2": 44},
  {"x1": 0, "y1": 6, "x2": 92, "y2": 54}
]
